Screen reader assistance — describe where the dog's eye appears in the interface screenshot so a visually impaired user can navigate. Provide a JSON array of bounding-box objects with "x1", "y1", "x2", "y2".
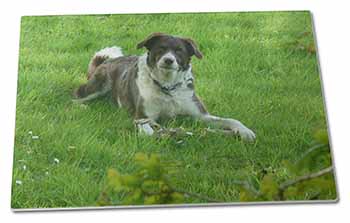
[
  {"x1": 159, "y1": 46, "x2": 167, "y2": 51},
  {"x1": 175, "y1": 48, "x2": 183, "y2": 53}
]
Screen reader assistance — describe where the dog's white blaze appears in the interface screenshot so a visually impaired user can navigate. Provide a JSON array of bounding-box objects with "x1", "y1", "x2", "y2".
[
  {"x1": 157, "y1": 52, "x2": 179, "y2": 69},
  {"x1": 136, "y1": 54, "x2": 201, "y2": 120}
]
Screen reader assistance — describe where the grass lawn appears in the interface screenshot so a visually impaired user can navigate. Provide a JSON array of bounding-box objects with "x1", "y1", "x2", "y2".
[{"x1": 11, "y1": 11, "x2": 331, "y2": 208}]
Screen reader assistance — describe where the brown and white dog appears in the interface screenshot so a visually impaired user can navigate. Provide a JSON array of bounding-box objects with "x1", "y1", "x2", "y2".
[{"x1": 73, "y1": 33, "x2": 256, "y2": 141}]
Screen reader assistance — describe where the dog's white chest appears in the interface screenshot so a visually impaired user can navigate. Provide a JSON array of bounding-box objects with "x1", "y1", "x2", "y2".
[{"x1": 137, "y1": 78, "x2": 195, "y2": 119}]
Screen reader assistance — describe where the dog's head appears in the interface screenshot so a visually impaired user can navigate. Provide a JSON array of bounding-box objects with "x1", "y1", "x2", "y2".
[{"x1": 137, "y1": 33, "x2": 203, "y2": 84}]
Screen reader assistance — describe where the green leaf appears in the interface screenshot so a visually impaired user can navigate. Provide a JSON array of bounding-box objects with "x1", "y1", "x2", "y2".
[
  {"x1": 99, "y1": 153, "x2": 188, "y2": 205},
  {"x1": 169, "y1": 192, "x2": 185, "y2": 204},
  {"x1": 313, "y1": 129, "x2": 329, "y2": 145},
  {"x1": 122, "y1": 189, "x2": 143, "y2": 205},
  {"x1": 144, "y1": 195, "x2": 161, "y2": 205},
  {"x1": 123, "y1": 174, "x2": 142, "y2": 188},
  {"x1": 282, "y1": 160, "x2": 298, "y2": 176},
  {"x1": 239, "y1": 187, "x2": 256, "y2": 202},
  {"x1": 141, "y1": 180, "x2": 161, "y2": 193},
  {"x1": 134, "y1": 152, "x2": 147, "y2": 163},
  {"x1": 283, "y1": 186, "x2": 298, "y2": 199},
  {"x1": 260, "y1": 174, "x2": 279, "y2": 200},
  {"x1": 107, "y1": 169, "x2": 123, "y2": 191}
]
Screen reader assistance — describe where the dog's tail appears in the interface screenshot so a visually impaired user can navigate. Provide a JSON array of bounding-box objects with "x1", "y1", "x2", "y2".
[{"x1": 87, "y1": 46, "x2": 123, "y2": 79}]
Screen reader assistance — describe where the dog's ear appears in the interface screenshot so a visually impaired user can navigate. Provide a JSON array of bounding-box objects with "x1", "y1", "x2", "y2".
[
  {"x1": 136, "y1": 32, "x2": 167, "y2": 50},
  {"x1": 182, "y1": 38, "x2": 203, "y2": 59}
]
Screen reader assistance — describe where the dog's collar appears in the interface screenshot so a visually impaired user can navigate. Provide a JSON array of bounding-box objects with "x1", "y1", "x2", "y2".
[
  {"x1": 143, "y1": 57, "x2": 193, "y2": 96},
  {"x1": 150, "y1": 76, "x2": 183, "y2": 96}
]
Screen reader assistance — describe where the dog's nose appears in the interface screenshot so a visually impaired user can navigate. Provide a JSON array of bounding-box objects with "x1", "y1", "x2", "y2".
[{"x1": 164, "y1": 57, "x2": 174, "y2": 65}]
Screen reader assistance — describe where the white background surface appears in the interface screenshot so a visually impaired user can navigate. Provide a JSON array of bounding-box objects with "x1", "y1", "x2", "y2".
[{"x1": 0, "y1": 0, "x2": 349, "y2": 222}]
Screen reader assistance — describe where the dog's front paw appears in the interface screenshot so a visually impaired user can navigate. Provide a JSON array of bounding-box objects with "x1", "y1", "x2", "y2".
[
  {"x1": 137, "y1": 122, "x2": 155, "y2": 135},
  {"x1": 226, "y1": 119, "x2": 256, "y2": 142},
  {"x1": 237, "y1": 126, "x2": 256, "y2": 142},
  {"x1": 135, "y1": 119, "x2": 158, "y2": 136}
]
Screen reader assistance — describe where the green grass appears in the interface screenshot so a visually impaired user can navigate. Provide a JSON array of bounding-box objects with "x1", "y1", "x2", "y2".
[{"x1": 11, "y1": 11, "x2": 331, "y2": 208}]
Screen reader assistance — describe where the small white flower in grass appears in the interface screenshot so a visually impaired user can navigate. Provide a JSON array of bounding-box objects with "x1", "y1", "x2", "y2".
[
  {"x1": 31, "y1": 135, "x2": 39, "y2": 140},
  {"x1": 53, "y1": 158, "x2": 60, "y2": 164},
  {"x1": 79, "y1": 104, "x2": 88, "y2": 109},
  {"x1": 185, "y1": 131, "x2": 193, "y2": 136},
  {"x1": 22, "y1": 165, "x2": 27, "y2": 171},
  {"x1": 16, "y1": 180, "x2": 22, "y2": 185},
  {"x1": 176, "y1": 140, "x2": 184, "y2": 145}
]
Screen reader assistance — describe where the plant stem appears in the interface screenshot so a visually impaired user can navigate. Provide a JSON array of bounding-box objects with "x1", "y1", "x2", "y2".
[{"x1": 277, "y1": 166, "x2": 334, "y2": 200}]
